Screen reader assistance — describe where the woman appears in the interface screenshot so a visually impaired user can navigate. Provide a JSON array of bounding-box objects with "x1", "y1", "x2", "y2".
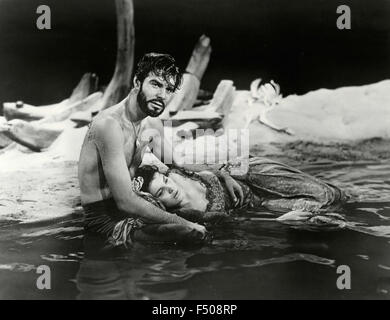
[
  {"x1": 85, "y1": 157, "x2": 348, "y2": 248},
  {"x1": 134, "y1": 157, "x2": 348, "y2": 223}
]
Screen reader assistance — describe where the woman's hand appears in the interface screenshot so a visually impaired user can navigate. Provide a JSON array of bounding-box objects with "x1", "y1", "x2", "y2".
[{"x1": 221, "y1": 173, "x2": 244, "y2": 207}]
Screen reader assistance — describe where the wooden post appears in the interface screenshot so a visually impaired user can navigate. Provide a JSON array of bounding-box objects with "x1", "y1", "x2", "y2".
[
  {"x1": 99, "y1": 0, "x2": 135, "y2": 111},
  {"x1": 160, "y1": 35, "x2": 212, "y2": 118},
  {"x1": 68, "y1": 73, "x2": 98, "y2": 104},
  {"x1": 185, "y1": 34, "x2": 211, "y2": 81}
]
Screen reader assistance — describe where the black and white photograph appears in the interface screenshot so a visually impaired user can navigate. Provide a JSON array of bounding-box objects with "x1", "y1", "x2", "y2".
[{"x1": 0, "y1": 0, "x2": 389, "y2": 302}]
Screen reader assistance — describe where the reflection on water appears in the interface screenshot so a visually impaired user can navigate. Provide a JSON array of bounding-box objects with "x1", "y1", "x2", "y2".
[{"x1": 0, "y1": 161, "x2": 390, "y2": 299}]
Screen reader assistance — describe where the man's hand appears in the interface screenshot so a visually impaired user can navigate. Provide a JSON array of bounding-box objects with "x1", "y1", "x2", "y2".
[
  {"x1": 189, "y1": 222, "x2": 206, "y2": 234},
  {"x1": 188, "y1": 222, "x2": 207, "y2": 240},
  {"x1": 221, "y1": 174, "x2": 244, "y2": 208}
]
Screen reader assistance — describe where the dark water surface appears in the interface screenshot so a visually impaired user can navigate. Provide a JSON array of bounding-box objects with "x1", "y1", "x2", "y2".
[{"x1": 0, "y1": 160, "x2": 389, "y2": 299}]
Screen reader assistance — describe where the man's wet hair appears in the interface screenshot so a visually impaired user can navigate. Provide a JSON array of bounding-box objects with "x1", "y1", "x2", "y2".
[
  {"x1": 134, "y1": 53, "x2": 183, "y2": 92},
  {"x1": 135, "y1": 165, "x2": 161, "y2": 193}
]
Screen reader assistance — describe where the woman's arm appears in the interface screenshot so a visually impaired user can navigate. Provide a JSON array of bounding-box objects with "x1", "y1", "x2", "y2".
[
  {"x1": 177, "y1": 158, "x2": 249, "y2": 178},
  {"x1": 176, "y1": 163, "x2": 245, "y2": 207}
]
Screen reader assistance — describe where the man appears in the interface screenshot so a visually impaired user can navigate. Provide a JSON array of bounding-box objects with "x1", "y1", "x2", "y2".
[{"x1": 78, "y1": 53, "x2": 242, "y2": 246}]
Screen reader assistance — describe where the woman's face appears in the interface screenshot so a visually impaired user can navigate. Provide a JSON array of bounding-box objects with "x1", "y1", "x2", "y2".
[{"x1": 147, "y1": 172, "x2": 183, "y2": 208}]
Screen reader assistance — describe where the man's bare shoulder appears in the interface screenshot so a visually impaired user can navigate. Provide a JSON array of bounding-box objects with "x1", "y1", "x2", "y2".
[
  {"x1": 88, "y1": 115, "x2": 126, "y2": 147},
  {"x1": 91, "y1": 99, "x2": 126, "y2": 130},
  {"x1": 93, "y1": 114, "x2": 121, "y2": 131}
]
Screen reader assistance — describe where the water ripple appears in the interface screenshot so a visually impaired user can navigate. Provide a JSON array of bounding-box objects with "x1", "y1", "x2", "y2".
[
  {"x1": 140, "y1": 253, "x2": 335, "y2": 285},
  {"x1": 0, "y1": 263, "x2": 36, "y2": 272}
]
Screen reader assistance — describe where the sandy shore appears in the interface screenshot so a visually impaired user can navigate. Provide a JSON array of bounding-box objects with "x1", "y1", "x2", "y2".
[
  {"x1": 0, "y1": 159, "x2": 80, "y2": 224},
  {"x1": 0, "y1": 136, "x2": 83, "y2": 224}
]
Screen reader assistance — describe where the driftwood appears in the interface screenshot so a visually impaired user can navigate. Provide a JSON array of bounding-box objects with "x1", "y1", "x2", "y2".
[
  {"x1": 3, "y1": 100, "x2": 69, "y2": 122},
  {"x1": 0, "y1": 0, "x2": 135, "y2": 151},
  {"x1": 170, "y1": 110, "x2": 222, "y2": 122},
  {"x1": 0, "y1": 1, "x2": 224, "y2": 152},
  {"x1": 3, "y1": 73, "x2": 98, "y2": 122},
  {"x1": 166, "y1": 73, "x2": 200, "y2": 114},
  {"x1": 185, "y1": 35, "x2": 212, "y2": 80},
  {"x1": 0, "y1": 73, "x2": 99, "y2": 150},
  {"x1": 160, "y1": 35, "x2": 211, "y2": 119},
  {"x1": 168, "y1": 80, "x2": 235, "y2": 131},
  {"x1": 208, "y1": 80, "x2": 235, "y2": 115},
  {"x1": 37, "y1": 92, "x2": 102, "y2": 124},
  {"x1": 169, "y1": 110, "x2": 223, "y2": 130},
  {"x1": 68, "y1": 73, "x2": 99, "y2": 104},
  {"x1": 0, "y1": 93, "x2": 102, "y2": 151},
  {"x1": 98, "y1": 0, "x2": 135, "y2": 112},
  {"x1": 0, "y1": 117, "x2": 12, "y2": 148},
  {"x1": 70, "y1": 111, "x2": 93, "y2": 127},
  {"x1": 1, "y1": 120, "x2": 65, "y2": 151},
  {"x1": 0, "y1": 134, "x2": 12, "y2": 149}
]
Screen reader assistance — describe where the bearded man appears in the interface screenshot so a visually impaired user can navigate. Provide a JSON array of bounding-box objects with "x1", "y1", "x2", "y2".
[{"x1": 78, "y1": 53, "x2": 242, "y2": 246}]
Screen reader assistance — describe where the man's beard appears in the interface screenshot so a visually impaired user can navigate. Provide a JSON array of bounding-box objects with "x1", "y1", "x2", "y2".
[{"x1": 137, "y1": 89, "x2": 165, "y2": 118}]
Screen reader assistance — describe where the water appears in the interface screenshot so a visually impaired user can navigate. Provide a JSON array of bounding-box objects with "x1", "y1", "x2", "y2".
[{"x1": 0, "y1": 160, "x2": 390, "y2": 299}]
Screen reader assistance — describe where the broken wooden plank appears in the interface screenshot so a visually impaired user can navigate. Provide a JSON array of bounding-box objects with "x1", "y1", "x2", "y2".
[
  {"x1": 0, "y1": 92, "x2": 102, "y2": 151},
  {"x1": 169, "y1": 110, "x2": 223, "y2": 130},
  {"x1": 3, "y1": 100, "x2": 69, "y2": 122},
  {"x1": 163, "y1": 73, "x2": 200, "y2": 116},
  {"x1": 37, "y1": 92, "x2": 102, "y2": 124},
  {"x1": 208, "y1": 80, "x2": 235, "y2": 116},
  {"x1": 68, "y1": 72, "x2": 99, "y2": 104},
  {"x1": 0, "y1": 119, "x2": 68, "y2": 151},
  {"x1": 3, "y1": 72, "x2": 99, "y2": 122},
  {"x1": 0, "y1": 134, "x2": 12, "y2": 149},
  {"x1": 70, "y1": 111, "x2": 93, "y2": 127},
  {"x1": 186, "y1": 34, "x2": 212, "y2": 81},
  {"x1": 0, "y1": 117, "x2": 12, "y2": 148},
  {"x1": 170, "y1": 110, "x2": 222, "y2": 121}
]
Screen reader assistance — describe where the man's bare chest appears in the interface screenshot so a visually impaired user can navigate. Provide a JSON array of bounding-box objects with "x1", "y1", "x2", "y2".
[
  {"x1": 123, "y1": 134, "x2": 151, "y2": 168},
  {"x1": 123, "y1": 136, "x2": 137, "y2": 166}
]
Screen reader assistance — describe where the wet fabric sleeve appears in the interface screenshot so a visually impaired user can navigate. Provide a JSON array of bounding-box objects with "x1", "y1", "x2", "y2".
[
  {"x1": 241, "y1": 157, "x2": 348, "y2": 212},
  {"x1": 83, "y1": 198, "x2": 145, "y2": 247}
]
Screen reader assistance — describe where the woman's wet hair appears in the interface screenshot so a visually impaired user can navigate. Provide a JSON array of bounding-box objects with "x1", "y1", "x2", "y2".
[
  {"x1": 134, "y1": 53, "x2": 183, "y2": 91},
  {"x1": 135, "y1": 165, "x2": 161, "y2": 193}
]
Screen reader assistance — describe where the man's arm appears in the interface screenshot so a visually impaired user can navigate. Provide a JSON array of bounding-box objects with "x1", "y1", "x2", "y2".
[
  {"x1": 147, "y1": 118, "x2": 244, "y2": 206},
  {"x1": 176, "y1": 208, "x2": 229, "y2": 224},
  {"x1": 93, "y1": 118, "x2": 204, "y2": 228},
  {"x1": 144, "y1": 117, "x2": 181, "y2": 168}
]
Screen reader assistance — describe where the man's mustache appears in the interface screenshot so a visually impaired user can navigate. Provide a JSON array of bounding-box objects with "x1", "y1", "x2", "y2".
[{"x1": 148, "y1": 99, "x2": 165, "y2": 109}]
